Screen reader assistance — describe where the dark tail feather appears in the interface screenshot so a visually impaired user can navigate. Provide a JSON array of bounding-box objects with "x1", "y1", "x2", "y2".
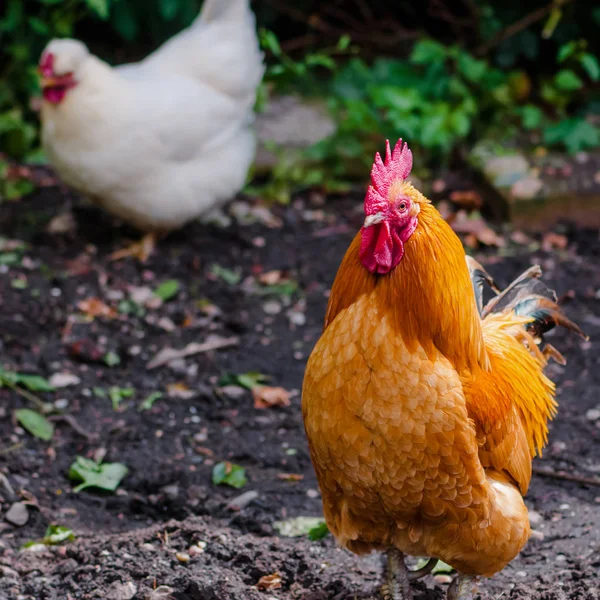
[
  {"x1": 468, "y1": 260, "x2": 588, "y2": 360},
  {"x1": 465, "y1": 256, "x2": 500, "y2": 315}
]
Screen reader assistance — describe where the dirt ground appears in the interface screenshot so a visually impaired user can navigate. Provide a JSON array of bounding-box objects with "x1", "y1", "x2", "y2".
[{"x1": 0, "y1": 183, "x2": 599, "y2": 600}]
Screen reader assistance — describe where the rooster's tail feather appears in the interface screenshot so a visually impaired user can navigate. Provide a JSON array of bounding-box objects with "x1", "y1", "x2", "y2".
[{"x1": 466, "y1": 257, "x2": 587, "y2": 364}]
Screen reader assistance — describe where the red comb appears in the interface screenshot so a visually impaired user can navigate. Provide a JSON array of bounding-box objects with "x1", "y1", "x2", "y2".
[
  {"x1": 39, "y1": 53, "x2": 54, "y2": 77},
  {"x1": 364, "y1": 139, "x2": 413, "y2": 215}
]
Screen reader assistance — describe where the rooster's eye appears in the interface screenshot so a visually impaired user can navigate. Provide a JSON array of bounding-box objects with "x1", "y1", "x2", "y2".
[{"x1": 398, "y1": 202, "x2": 407, "y2": 211}]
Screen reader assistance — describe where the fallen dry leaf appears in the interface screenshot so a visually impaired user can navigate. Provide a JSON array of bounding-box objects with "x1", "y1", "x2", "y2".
[
  {"x1": 448, "y1": 190, "x2": 483, "y2": 210},
  {"x1": 166, "y1": 382, "x2": 195, "y2": 399},
  {"x1": 77, "y1": 298, "x2": 117, "y2": 320},
  {"x1": 256, "y1": 573, "x2": 282, "y2": 591},
  {"x1": 65, "y1": 253, "x2": 94, "y2": 276},
  {"x1": 252, "y1": 386, "x2": 291, "y2": 410},
  {"x1": 277, "y1": 473, "x2": 304, "y2": 482},
  {"x1": 258, "y1": 270, "x2": 284, "y2": 285},
  {"x1": 451, "y1": 211, "x2": 504, "y2": 248},
  {"x1": 147, "y1": 335, "x2": 239, "y2": 369},
  {"x1": 542, "y1": 232, "x2": 568, "y2": 252}
]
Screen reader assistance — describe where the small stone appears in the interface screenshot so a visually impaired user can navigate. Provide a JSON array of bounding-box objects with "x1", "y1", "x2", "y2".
[
  {"x1": 263, "y1": 300, "x2": 282, "y2": 315},
  {"x1": 54, "y1": 398, "x2": 69, "y2": 410},
  {"x1": 148, "y1": 586, "x2": 175, "y2": 600},
  {"x1": 188, "y1": 543, "x2": 206, "y2": 557},
  {"x1": 175, "y1": 552, "x2": 190, "y2": 563},
  {"x1": 530, "y1": 529, "x2": 545, "y2": 541},
  {"x1": 49, "y1": 373, "x2": 81, "y2": 388},
  {"x1": 0, "y1": 475, "x2": 16, "y2": 502},
  {"x1": 306, "y1": 489, "x2": 320, "y2": 499},
  {"x1": 511, "y1": 176, "x2": 543, "y2": 200},
  {"x1": 226, "y1": 490, "x2": 259, "y2": 511},
  {"x1": 559, "y1": 503, "x2": 570, "y2": 511},
  {"x1": 4, "y1": 502, "x2": 29, "y2": 527},
  {"x1": 287, "y1": 310, "x2": 306, "y2": 327},
  {"x1": 433, "y1": 575, "x2": 453, "y2": 585},
  {"x1": 0, "y1": 565, "x2": 19, "y2": 580},
  {"x1": 484, "y1": 155, "x2": 530, "y2": 187},
  {"x1": 220, "y1": 385, "x2": 246, "y2": 400},
  {"x1": 555, "y1": 554, "x2": 567, "y2": 562},
  {"x1": 106, "y1": 581, "x2": 137, "y2": 600},
  {"x1": 586, "y1": 408, "x2": 600, "y2": 421},
  {"x1": 161, "y1": 485, "x2": 179, "y2": 501},
  {"x1": 528, "y1": 510, "x2": 543, "y2": 525},
  {"x1": 140, "y1": 543, "x2": 156, "y2": 552},
  {"x1": 158, "y1": 317, "x2": 176, "y2": 332},
  {"x1": 516, "y1": 571, "x2": 527, "y2": 578}
]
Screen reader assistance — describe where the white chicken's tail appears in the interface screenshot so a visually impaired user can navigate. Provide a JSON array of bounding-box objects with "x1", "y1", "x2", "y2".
[
  {"x1": 197, "y1": 0, "x2": 253, "y2": 24},
  {"x1": 131, "y1": 0, "x2": 264, "y2": 106}
]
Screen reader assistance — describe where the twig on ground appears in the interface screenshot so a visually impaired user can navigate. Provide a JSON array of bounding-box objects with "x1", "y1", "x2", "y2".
[{"x1": 533, "y1": 467, "x2": 600, "y2": 487}]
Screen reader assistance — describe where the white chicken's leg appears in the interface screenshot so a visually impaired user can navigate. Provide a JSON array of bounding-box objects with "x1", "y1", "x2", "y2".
[
  {"x1": 447, "y1": 574, "x2": 478, "y2": 600},
  {"x1": 381, "y1": 549, "x2": 413, "y2": 600},
  {"x1": 109, "y1": 232, "x2": 162, "y2": 262}
]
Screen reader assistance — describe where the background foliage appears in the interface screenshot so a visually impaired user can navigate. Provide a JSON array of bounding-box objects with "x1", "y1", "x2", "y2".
[{"x1": 0, "y1": 0, "x2": 599, "y2": 197}]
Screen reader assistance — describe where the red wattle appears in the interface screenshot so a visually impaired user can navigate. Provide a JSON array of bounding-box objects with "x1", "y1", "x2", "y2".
[{"x1": 359, "y1": 222, "x2": 405, "y2": 274}]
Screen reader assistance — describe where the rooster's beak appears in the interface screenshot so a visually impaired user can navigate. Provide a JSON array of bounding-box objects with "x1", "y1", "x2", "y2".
[
  {"x1": 363, "y1": 212, "x2": 385, "y2": 228},
  {"x1": 40, "y1": 76, "x2": 60, "y2": 89}
]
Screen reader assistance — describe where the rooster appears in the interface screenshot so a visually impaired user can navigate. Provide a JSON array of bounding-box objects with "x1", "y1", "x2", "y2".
[
  {"x1": 302, "y1": 139, "x2": 586, "y2": 599},
  {"x1": 39, "y1": 0, "x2": 264, "y2": 261}
]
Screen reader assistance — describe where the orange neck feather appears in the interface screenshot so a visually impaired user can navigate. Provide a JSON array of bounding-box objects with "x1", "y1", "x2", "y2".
[{"x1": 325, "y1": 193, "x2": 488, "y2": 373}]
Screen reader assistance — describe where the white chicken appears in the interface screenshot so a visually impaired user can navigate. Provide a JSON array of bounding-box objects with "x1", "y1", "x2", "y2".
[{"x1": 39, "y1": 0, "x2": 264, "y2": 260}]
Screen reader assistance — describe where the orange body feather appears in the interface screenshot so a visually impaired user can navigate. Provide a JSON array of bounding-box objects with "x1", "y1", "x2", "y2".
[{"x1": 302, "y1": 189, "x2": 575, "y2": 578}]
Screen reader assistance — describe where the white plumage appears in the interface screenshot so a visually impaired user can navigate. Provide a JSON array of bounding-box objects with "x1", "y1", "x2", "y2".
[{"x1": 40, "y1": 0, "x2": 264, "y2": 232}]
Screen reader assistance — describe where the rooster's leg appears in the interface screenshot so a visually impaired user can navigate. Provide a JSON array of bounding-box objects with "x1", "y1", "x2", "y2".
[
  {"x1": 109, "y1": 232, "x2": 160, "y2": 262},
  {"x1": 447, "y1": 574, "x2": 478, "y2": 600},
  {"x1": 381, "y1": 549, "x2": 413, "y2": 600}
]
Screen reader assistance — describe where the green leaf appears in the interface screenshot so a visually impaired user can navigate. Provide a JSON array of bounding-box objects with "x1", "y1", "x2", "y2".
[
  {"x1": 138, "y1": 392, "x2": 163, "y2": 412},
  {"x1": 554, "y1": 70, "x2": 584, "y2": 91},
  {"x1": 22, "y1": 524, "x2": 76, "y2": 549},
  {"x1": 44, "y1": 525, "x2": 76, "y2": 545},
  {"x1": 521, "y1": 105, "x2": 544, "y2": 130},
  {"x1": 15, "y1": 409, "x2": 54, "y2": 441},
  {"x1": 103, "y1": 351, "x2": 121, "y2": 367},
  {"x1": 410, "y1": 39, "x2": 447, "y2": 65},
  {"x1": 580, "y1": 53, "x2": 600, "y2": 82},
  {"x1": 259, "y1": 29, "x2": 282, "y2": 57},
  {"x1": 456, "y1": 52, "x2": 487, "y2": 83},
  {"x1": 336, "y1": 35, "x2": 351, "y2": 51},
  {"x1": 158, "y1": 0, "x2": 179, "y2": 20},
  {"x1": 27, "y1": 17, "x2": 49, "y2": 36},
  {"x1": 6, "y1": 371, "x2": 54, "y2": 392},
  {"x1": 108, "y1": 386, "x2": 134, "y2": 411},
  {"x1": 154, "y1": 280, "x2": 180, "y2": 301},
  {"x1": 273, "y1": 516, "x2": 326, "y2": 538},
  {"x1": 210, "y1": 264, "x2": 241, "y2": 285},
  {"x1": 68, "y1": 456, "x2": 128, "y2": 493},
  {"x1": 415, "y1": 558, "x2": 454, "y2": 574},
  {"x1": 85, "y1": 0, "x2": 110, "y2": 19},
  {"x1": 308, "y1": 522, "x2": 330, "y2": 541},
  {"x1": 118, "y1": 299, "x2": 145, "y2": 317},
  {"x1": 219, "y1": 371, "x2": 268, "y2": 390},
  {"x1": 212, "y1": 462, "x2": 247, "y2": 489},
  {"x1": 543, "y1": 118, "x2": 600, "y2": 154},
  {"x1": 557, "y1": 41, "x2": 578, "y2": 63}
]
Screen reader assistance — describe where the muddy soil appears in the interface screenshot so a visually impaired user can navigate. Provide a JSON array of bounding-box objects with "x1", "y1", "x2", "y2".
[{"x1": 0, "y1": 186, "x2": 598, "y2": 600}]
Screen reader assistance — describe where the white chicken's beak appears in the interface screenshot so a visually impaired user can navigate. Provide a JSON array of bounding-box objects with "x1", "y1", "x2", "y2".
[{"x1": 363, "y1": 212, "x2": 385, "y2": 228}]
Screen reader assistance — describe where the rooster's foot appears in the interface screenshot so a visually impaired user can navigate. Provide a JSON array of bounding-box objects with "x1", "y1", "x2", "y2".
[
  {"x1": 110, "y1": 232, "x2": 158, "y2": 262},
  {"x1": 447, "y1": 574, "x2": 478, "y2": 600},
  {"x1": 381, "y1": 549, "x2": 413, "y2": 600}
]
